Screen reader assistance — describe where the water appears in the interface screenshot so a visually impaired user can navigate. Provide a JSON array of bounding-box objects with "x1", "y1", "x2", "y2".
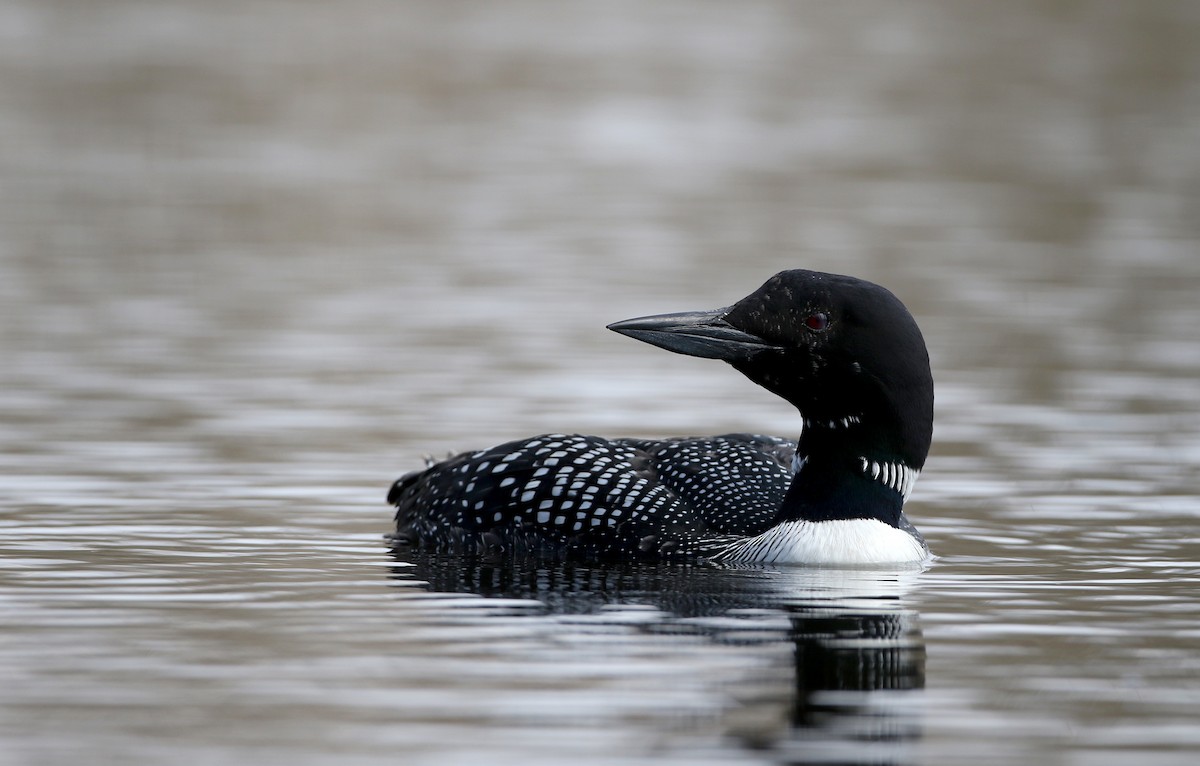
[{"x1": 2, "y1": 1, "x2": 1200, "y2": 764}]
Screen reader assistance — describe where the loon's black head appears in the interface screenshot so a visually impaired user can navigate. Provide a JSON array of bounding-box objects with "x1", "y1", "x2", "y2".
[{"x1": 607, "y1": 269, "x2": 934, "y2": 473}]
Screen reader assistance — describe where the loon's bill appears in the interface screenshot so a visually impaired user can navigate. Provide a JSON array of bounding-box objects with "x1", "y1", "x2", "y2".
[
  {"x1": 390, "y1": 268, "x2": 934, "y2": 566},
  {"x1": 607, "y1": 308, "x2": 784, "y2": 362}
]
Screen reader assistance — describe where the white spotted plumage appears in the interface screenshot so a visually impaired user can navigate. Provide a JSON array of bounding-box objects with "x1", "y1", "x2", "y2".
[
  {"x1": 391, "y1": 432, "x2": 796, "y2": 558},
  {"x1": 390, "y1": 431, "x2": 926, "y2": 563}
]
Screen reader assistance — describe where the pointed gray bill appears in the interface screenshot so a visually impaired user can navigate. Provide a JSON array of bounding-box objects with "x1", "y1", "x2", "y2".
[{"x1": 607, "y1": 308, "x2": 783, "y2": 363}]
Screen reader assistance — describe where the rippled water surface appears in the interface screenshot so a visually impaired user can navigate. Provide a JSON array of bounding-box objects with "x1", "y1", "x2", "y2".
[{"x1": 3, "y1": 2, "x2": 1200, "y2": 764}]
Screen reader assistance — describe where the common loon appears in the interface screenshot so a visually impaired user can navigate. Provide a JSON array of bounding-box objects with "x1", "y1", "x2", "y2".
[{"x1": 389, "y1": 269, "x2": 934, "y2": 566}]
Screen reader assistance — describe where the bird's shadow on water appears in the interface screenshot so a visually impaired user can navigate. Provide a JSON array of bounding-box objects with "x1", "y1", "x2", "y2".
[{"x1": 387, "y1": 548, "x2": 927, "y2": 762}]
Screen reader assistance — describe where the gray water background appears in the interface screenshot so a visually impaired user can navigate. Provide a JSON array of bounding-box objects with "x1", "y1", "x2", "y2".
[{"x1": 2, "y1": 2, "x2": 1199, "y2": 764}]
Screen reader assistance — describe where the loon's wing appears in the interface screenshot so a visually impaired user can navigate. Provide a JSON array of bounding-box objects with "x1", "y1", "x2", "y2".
[{"x1": 389, "y1": 432, "x2": 794, "y2": 561}]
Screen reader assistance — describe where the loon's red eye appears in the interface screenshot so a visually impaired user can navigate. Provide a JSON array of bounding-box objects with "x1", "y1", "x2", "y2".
[{"x1": 805, "y1": 312, "x2": 829, "y2": 332}]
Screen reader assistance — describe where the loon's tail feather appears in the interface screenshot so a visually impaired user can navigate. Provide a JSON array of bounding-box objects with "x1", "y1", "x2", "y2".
[{"x1": 387, "y1": 469, "x2": 425, "y2": 507}]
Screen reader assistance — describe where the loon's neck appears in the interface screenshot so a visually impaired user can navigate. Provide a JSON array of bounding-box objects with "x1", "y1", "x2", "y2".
[{"x1": 777, "y1": 417, "x2": 920, "y2": 528}]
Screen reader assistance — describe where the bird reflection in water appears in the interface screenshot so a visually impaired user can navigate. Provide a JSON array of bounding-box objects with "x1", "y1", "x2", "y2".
[
  {"x1": 388, "y1": 550, "x2": 925, "y2": 762},
  {"x1": 786, "y1": 604, "x2": 924, "y2": 760}
]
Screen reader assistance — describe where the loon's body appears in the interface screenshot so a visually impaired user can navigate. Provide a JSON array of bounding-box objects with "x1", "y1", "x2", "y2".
[{"x1": 389, "y1": 269, "x2": 934, "y2": 566}]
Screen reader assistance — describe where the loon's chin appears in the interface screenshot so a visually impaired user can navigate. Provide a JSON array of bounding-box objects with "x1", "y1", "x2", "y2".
[{"x1": 714, "y1": 518, "x2": 930, "y2": 567}]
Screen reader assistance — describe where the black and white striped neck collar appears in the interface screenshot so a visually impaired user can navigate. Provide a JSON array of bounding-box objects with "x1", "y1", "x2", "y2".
[
  {"x1": 801, "y1": 414, "x2": 863, "y2": 432},
  {"x1": 791, "y1": 451, "x2": 920, "y2": 502},
  {"x1": 858, "y1": 457, "x2": 920, "y2": 501}
]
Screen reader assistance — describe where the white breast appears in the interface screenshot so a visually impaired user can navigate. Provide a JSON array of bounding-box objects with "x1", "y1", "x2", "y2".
[{"x1": 715, "y1": 518, "x2": 929, "y2": 566}]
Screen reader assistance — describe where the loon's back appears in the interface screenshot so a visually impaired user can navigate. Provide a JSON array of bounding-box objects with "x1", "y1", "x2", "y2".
[{"x1": 390, "y1": 432, "x2": 794, "y2": 560}]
